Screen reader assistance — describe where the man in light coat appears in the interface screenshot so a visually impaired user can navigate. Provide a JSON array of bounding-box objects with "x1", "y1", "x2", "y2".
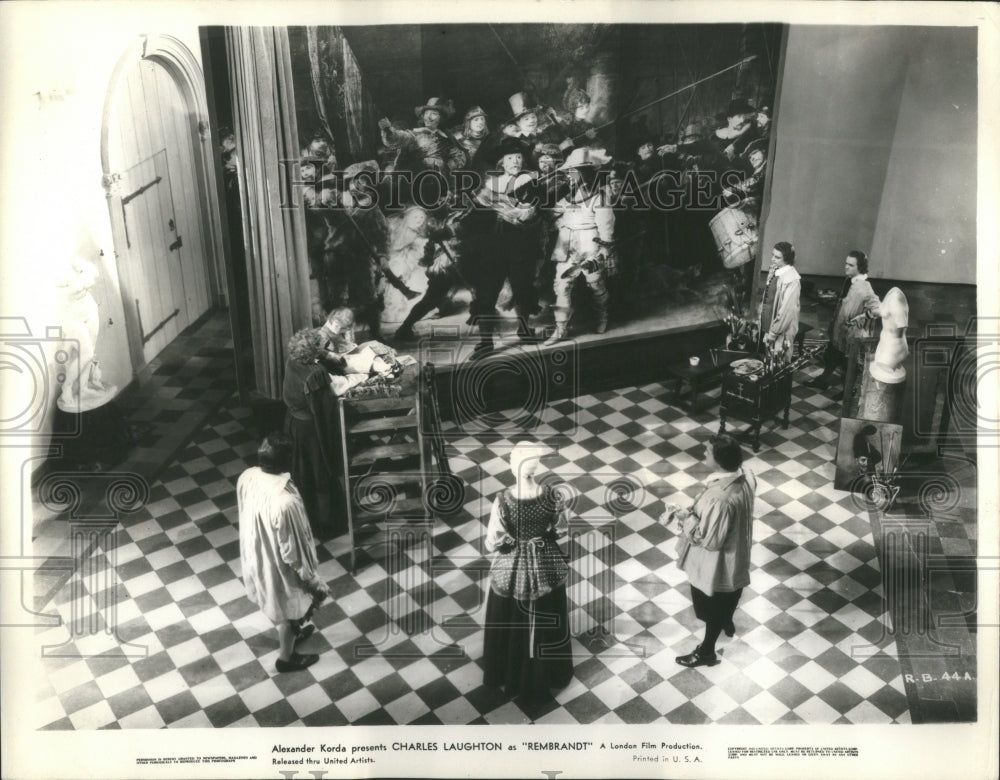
[
  {"x1": 808, "y1": 250, "x2": 882, "y2": 392},
  {"x1": 663, "y1": 434, "x2": 756, "y2": 668},
  {"x1": 238, "y1": 433, "x2": 329, "y2": 673}
]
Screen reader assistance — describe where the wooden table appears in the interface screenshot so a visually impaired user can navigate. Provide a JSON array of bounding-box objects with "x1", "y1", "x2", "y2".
[
  {"x1": 664, "y1": 349, "x2": 746, "y2": 411},
  {"x1": 718, "y1": 365, "x2": 794, "y2": 452}
]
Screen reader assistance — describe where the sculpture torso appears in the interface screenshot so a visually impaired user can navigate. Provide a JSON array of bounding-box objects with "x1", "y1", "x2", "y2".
[
  {"x1": 57, "y1": 259, "x2": 117, "y2": 412},
  {"x1": 869, "y1": 287, "x2": 909, "y2": 384}
]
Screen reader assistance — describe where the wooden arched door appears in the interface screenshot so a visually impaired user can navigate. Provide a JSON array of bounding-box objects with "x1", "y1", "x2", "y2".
[{"x1": 107, "y1": 55, "x2": 213, "y2": 364}]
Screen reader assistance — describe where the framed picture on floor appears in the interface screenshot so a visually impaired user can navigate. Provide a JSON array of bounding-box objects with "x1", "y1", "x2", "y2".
[{"x1": 834, "y1": 417, "x2": 903, "y2": 494}]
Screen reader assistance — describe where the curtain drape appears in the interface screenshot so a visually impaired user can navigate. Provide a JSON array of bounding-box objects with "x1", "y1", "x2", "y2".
[
  {"x1": 227, "y1": 26, "x2": 311, "y2": 398},
  {"x1": 305, "y1": 27, "x2": 337, "y2": 155},
  {"x1": 340, "y1": 31, "x2": 367, "y2": 157}
]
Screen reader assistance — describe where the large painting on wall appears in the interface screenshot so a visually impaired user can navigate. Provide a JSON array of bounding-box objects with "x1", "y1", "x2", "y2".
[{"x1": 285, "y1": 24, "x2": 783, "y2": 355}]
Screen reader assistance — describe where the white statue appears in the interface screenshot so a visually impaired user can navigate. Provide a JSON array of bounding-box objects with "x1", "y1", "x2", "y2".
[
  {"x1": 869, "y1": 287, "x2": 909, "y2": 384},
  {"x1": 56, "y1": 256, "x2": 117, "y2": 412}
]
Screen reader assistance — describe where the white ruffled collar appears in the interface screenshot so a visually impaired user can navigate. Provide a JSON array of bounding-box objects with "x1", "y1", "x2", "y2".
[{"x1": 243, "y1": 467, "x2": 292, "y2": 491}]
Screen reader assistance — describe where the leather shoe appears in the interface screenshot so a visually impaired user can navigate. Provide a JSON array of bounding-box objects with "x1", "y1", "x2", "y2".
[
  {"x1": 723, "y1": 619, "x2": 735, "y2": 638},
  {"x1": 468, "y1": 342, "x2": 494, "y2": 361},
  {"x1": 675, "y1": 645, "x2": 718, "y2": 668},
  {"x1": 805, "y1": 376, "x2": 830, "y2": 389},
  {"x1": 275, "y1": 652, "x2": 319, "y2": 673},
  {"x1": 294, "y1": 623, "x2": 316, "y2": 644}
]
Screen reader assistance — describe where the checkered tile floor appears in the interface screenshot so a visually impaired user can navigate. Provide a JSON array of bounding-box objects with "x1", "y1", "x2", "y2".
[{"x1": 32, "y1": 352, "x2": 954, "y2": 729}]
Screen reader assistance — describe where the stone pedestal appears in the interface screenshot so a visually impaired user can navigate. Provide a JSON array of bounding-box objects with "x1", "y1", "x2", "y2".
[
  {"x1": 858, "y1": 353, "x2": 907, "y2": 423},
  {"x1": 52, "y1": 399, "x2": 130, "y2": 471}
]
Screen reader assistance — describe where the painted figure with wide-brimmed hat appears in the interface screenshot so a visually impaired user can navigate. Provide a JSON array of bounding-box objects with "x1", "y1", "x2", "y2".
[
  {"x1": 714, "y1": 96, "x2": 761, "y2": 160},
  {"x1": 722, "y1": 136, "x2": 768, "y2": 210},
  {"x1": 380, "y1": 96, "x2": 467, "y2": 186},
  {"x1": 544, "y1": 146, "x2": 615, "y2": 345},
  {"x1": 414, "y1": 96, "x2": 455, "y2": 122}
]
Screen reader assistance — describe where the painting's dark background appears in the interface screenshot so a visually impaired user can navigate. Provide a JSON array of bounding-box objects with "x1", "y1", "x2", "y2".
[{"x1": 288, "y1": 23, "x2": 782, "y2": 170}]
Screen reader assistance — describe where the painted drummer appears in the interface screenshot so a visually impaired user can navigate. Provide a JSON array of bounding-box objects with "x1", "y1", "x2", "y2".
[
  {"x1": 721, "y1": 137, "x2": 767, "y2": 212},
  {"x1": 708, "y1": 206, "x2": 759, "y2": 273}
]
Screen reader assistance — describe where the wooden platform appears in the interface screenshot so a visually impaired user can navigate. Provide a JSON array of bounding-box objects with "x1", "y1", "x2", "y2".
[{"x1": 425, "y1": 319, "x2": 728, "y2": 424}]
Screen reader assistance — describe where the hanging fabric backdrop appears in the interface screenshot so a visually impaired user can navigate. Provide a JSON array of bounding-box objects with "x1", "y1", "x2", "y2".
[{"x1": 227, "y1": 26, "x2": 312, "y2": 398}]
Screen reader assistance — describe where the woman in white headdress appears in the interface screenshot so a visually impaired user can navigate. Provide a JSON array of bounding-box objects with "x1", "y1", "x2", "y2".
[{"x1": 482, "y1": 442, "x2": 574, "y2": 705}]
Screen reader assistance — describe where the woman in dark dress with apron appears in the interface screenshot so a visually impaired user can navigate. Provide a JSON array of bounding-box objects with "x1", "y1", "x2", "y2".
[{"x1": 482, "y1": 442, "x2": 574, "y2": 704}]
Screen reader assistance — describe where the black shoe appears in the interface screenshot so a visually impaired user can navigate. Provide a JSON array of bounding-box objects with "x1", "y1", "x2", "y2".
[
  {"x1": 806, "y1": 376, "x2": 831, "y2": 389},
  {"x1": 676, "y1": 645, "x2": 718, "y2": 668},
  {"x1": 294, "y1": 623, "x2": 316, "y2": 644},
  {"x1": 276, "y1": 652, "x2": 319, "y2": 673},
  {"x1": 469, "y1": 341, "x2": 494, "y2": 361},
  {"x1": 723, "y1": 619, "x2": 735, "y2": 638},
  {"x1": 393, "y1": 326, "x2": 416, "y2": 342}
]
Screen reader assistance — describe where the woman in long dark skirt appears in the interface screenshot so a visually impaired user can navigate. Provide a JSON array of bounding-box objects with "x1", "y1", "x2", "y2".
[
  {"x1": 281, "y1": 328, "x2": 346, "y2": 538},
  {"x1": 482, "y1": 442, "x2": 574, "y2": 704}
]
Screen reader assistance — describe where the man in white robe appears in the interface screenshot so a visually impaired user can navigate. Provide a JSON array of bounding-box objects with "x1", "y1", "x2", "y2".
[{"x1": 238, "y1": 433, "x2": 329, "y2": 673}]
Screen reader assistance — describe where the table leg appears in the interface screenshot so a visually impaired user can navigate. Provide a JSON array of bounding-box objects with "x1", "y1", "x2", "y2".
[
  {"x1": 783, "y1": 401, "x2": 791, "y2": 429},
  {"x1": 665, "y1": 377, "x2": 678, "y2": 404},
  {"x1": 688, "y1": 379, "x2": 703, "y2": 412},
  {"x1": 752, "y1": 415, "x2": 761, "y2": 452},
  {"x1": 719, "y1": 407, "x2": 727, "y2": 435}
]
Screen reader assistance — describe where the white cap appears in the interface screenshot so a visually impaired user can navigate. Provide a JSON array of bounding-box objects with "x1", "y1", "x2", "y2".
[{"x1": 509, "y1": 442, "x2": 553, "y2": 475}]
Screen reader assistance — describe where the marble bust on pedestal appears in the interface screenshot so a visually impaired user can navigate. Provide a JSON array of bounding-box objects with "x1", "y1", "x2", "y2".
[{"x1": 869, "y1": 287, "x2": 909, "y2": 384}]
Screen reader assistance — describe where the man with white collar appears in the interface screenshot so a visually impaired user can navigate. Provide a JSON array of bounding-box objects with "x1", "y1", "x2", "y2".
[
  {"x1": 467, "y1": 137, "x2": 543, "y2": 357},
  {"x1": 475, "y1": 92, "x2": 559, "y2": 172},
  {"x1": 807, "y1": 250, "x2": 882, "y2": 391},
  {"x1": 760, "y1": 241, "x2": 801, "y2": 362}
]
